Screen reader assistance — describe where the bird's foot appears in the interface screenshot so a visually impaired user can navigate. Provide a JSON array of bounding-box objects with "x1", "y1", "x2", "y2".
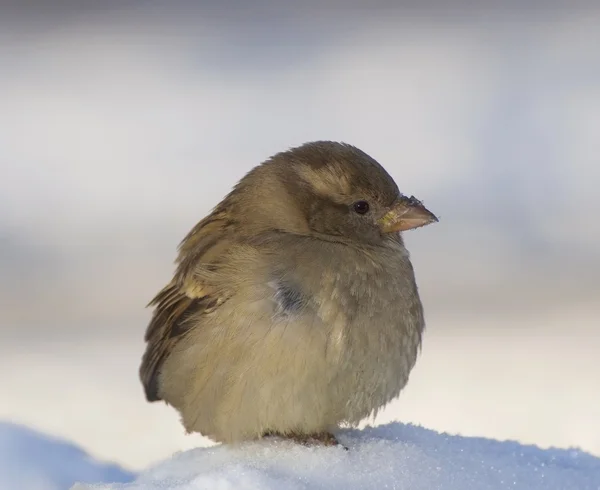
[{"x1": 263, "y1": 431, "x2": 347, "y2": 449}]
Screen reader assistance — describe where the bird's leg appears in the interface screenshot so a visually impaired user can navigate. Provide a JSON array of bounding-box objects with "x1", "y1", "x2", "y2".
[
  {"x1": 290, "y1": 431, "x2": 341, "y2": 447},
  {"x1": 263, "y1": 430, "x2": 344, "y2": 448}
]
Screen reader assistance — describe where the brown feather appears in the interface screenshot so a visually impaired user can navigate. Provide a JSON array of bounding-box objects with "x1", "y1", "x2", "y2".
[
  {"x1": 140, "y1": 286, "x2": 205, "y2": 402},
  {"x1": 139, "y1": 204, "x2": 236, "y2": 402}
]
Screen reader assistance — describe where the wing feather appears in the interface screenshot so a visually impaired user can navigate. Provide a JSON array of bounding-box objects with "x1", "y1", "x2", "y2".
[{"x1": 139, "y1": 210, "x2": 235, "y2": 402}]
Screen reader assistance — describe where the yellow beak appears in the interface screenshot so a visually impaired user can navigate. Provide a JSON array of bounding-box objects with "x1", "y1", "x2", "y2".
[{"x1": 378, "y1": 195, "x2": 438, "y2": 233}]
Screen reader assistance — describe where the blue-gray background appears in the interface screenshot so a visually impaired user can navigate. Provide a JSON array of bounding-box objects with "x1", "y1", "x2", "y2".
[{"x1": 1, "y1": 0, "x2": 598, "y2": 470}]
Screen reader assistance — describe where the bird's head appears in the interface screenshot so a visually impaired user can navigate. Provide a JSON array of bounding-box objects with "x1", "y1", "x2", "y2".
[{"x1": 225, "y1": 141, "x2": 438, "y2": 247}]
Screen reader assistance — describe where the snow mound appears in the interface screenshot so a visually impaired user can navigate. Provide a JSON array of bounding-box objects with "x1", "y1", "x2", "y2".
[
  {"x1": 72, "y1": 423, "x2": 600, "y2": 490},
  {"x1": 0, "y1": 421, "x2": 135, "y2": 490}
]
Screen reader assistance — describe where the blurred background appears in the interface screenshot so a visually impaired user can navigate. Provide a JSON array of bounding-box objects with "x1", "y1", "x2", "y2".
[{"x1": 1, "y1": 0, "x2": 599, "y2": 472}]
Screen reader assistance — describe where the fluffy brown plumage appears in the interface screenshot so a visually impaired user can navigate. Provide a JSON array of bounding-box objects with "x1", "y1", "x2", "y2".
[{"x1": 140, "y1": 141, "x2": 438, "y2": 446}]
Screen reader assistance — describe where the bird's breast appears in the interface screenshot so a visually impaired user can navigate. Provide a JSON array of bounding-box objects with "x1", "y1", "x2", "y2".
[
  {"x1": 305, "y1": 244, "x2": 426, "y2": 417},
  {"x1": 284, "y1": 242, "x2": 421, "y2": 348}
]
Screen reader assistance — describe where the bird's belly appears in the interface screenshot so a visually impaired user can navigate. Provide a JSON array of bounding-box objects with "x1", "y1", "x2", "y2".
[
  {"x1": 328, "y1": 314, "x2": 422, "y2": 424},
  {"x1": 164, "y1": 279, "x2": 423, "y2": 441},
  {"x1": 310, "y1": 269, "x2": 425, "y2": 424}
]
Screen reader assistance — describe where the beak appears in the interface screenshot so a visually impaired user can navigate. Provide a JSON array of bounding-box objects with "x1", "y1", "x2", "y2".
[{"x1": 378, "y1": 195, "x2": 439, "y2": 233}]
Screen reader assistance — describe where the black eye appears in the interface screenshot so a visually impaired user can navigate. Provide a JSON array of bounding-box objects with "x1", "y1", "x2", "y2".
[{"x1": 352, "y1": 200, "x2": 370, "y2": 214}]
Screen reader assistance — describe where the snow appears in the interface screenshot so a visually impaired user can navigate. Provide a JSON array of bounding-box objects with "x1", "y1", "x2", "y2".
[
  {"x1": 0, "y1": 421, "x2": 135, "y2": 490},
  {"x1": 72, "y1": 423, "x2": 600, "y2": 490}
]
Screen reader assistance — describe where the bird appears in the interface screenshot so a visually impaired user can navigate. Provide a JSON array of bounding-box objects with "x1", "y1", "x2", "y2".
[{"x1": 139, "y1": 141, "x2": 438, "y2": 447}]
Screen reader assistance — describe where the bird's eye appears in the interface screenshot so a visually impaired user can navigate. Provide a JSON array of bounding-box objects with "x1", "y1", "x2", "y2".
[{"x1": 352, "y1": 200, "x2": 370, "y2": 215}]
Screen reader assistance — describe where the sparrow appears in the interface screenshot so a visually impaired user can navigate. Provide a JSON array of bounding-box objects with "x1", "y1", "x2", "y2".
[{"x1": 139, "y1": 141, "x2": 438, "y2": 447}]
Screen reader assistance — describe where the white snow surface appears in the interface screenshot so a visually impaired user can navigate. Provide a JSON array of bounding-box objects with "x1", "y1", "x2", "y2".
[
  {"x1": 0, "y1": 421, "x2": 134, "y2": 490},
  {"x1": 73, "y1": 423, "x2": 600, "y2": 490}
]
